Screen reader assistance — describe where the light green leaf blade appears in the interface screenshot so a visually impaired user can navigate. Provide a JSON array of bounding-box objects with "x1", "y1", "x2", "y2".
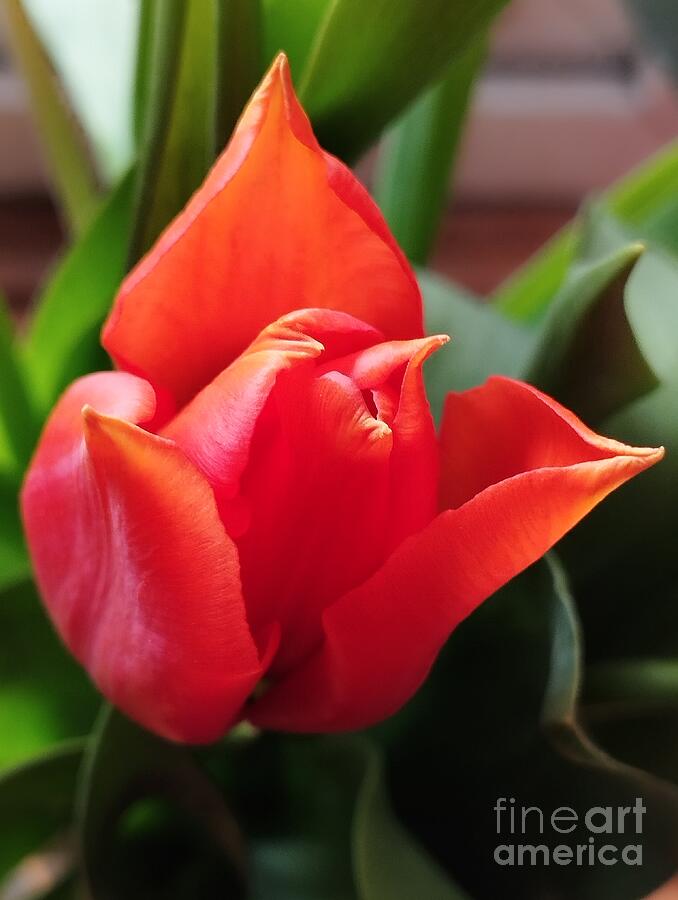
[
  {"x1": 4, "y1": 0, "x2": 101, "y2": 232},
  {"x1": 299, "y1": 0, "x2": 510, "y2": 161},
  {"x1": 16, "y1": 0, "x2": 137, "y2": 184},
  {"x1": 22, "y1": 172, "x2": 136, "y2": 415},
  {"x1": 374, "y1": 38, "x2": 486, "y2": 266}
]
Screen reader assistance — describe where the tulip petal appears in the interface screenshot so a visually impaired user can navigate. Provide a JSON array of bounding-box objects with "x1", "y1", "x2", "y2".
[
  {"x1": 320, "y1": 334, "x2": 448, "y2": 545},
  {"x1": 167, "y1": 314, "x2": 445, "y2": 676},
  {"x1": 22, "y1": 372, "x2": 263, "y2": 743},
  {"x1": 163, "y1": 308, "x2": 381, "y2": 535},
  {"x1": 248, "y1": 377, "x2": 662, "y2": 731},
  {"x1": 103, "y1": 54, "x2": 423, "y2": 407}
]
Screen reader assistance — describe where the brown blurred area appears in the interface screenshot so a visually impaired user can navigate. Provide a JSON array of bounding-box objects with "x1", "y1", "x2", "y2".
[{"x1": 1, "y1": 0, "x2": 677, "y2": 309}]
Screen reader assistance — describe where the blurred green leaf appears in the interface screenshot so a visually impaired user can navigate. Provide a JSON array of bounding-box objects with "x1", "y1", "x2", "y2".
[
  {"x1": 216, "y1": 0, "x2": 264, "y2": 149},
  {"x1": 522, "y1": 243, "x2": 659, "y2": 423},
  {"x1": 550, "y1": 211, "x2": 678, "y2": 648},
  {"x1": 22, "y1": 173, "x2": 136, "y2": 415},
  {"x1": 586, "y1": 659, "x2": 678, "y2": 710},
  {"x1": 131, "y1": 0, "x2": 218, "y2": 258},
  {"x1": 494, "y1": 140, "x2": 678, "y2": 321},
  {"x1": 299, "y1": 0, "x2": 510, "y2": 161},
  {"x1": 0, "y1": 470, "x2": 30, "y2": 592},
  {"x1": 223, "y1": 735, "x2": 358, "y2": 900},
  {"x1": 625, "y1": 250, "x2": 678, "y2": 382},
  {"x1": 261, "y1": 0, "x2": 329, "y2": 77},
  {"x1": 420, "y1": 270, "x2": 533, "y2": 420},
  {"x1": 374, "y1": 38, "x2": 486, "y2": 266},
  {"x1": 4, "y1": 0, "x2": 101, "y2": 232},
  {"x1": 82, "y1": 715, "x2": 462, "y2": 899},
  {"x1": 562, "y1": 380, "x2": 678, "y2": 660},
  {"x1": 213, "y1": 732, "x2": 462, "y2": 900},
  {"x1": 132, "y1": 0, "x2": 157, "y2": 146},
  {"x1": 14, "y1": 0, "x2": 136, "y2": 184},
  {"x1": 78, "y1": 707, "x2": 246, "y2": 900},
  {"x1": 583, "y1": 660, "x2": 678, "y2": 803},
  {"x1": 0, "y1": 294, "x2": 38, "y2": 473},
  {"x1": 380, "y1": 557, "x2": 678, "y2": 899},
  {"x1": 0, "y1": 741, "x2": 82, "y2": 880},
  {"x1": 353, "y1": 742, "x2": 466, "y2": 900},
  {"x1": 0, "y1": 582, "x2": 98, "y2": 771}
]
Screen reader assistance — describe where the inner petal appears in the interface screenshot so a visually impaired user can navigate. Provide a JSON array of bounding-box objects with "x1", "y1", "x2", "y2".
[{"x1": 232, "y1": 366, "x2": 393, "y2": 675}]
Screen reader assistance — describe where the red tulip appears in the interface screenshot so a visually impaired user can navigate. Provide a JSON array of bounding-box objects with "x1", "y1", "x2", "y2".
[{"x1": 22, "y1": 57, "x2": 662, "y2": 743}]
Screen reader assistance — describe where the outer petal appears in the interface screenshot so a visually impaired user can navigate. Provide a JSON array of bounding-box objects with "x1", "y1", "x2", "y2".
[
  {"x1": 21, "y1": 372, "x2": 263, "y2": 743},
  {"x1": 248, "y1": 377, "x2": 662, "y2": 731},
  {"x1": 103, "y1": 54, "x2": 423, "y2": 407}
]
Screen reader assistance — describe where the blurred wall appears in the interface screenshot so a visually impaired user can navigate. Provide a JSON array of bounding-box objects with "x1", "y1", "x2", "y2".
[{"x1": 455, "y1": 0, "x2": 678, "y2": 202}]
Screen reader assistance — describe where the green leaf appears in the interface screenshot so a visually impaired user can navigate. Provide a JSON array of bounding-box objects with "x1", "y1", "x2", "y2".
[
  {"x1": 261, "y1": 0, "x2": 330, "y2": 78},
  {"x1": 79, "y1": 710, "x2": 462, "y2": 899},
  {"x1": 624, "y1": 249, "x2": 678, "y2": 382},
  {"x1": 521, "y1": 243, "x2": 659, "y2": 423},
  {"x1": 132, "y1": 0, "x2": 157, "y2": 146},
  {"x1": 584, "y1": 660, "x2": 678, "y2": 801},
  {"x1": 353, "y1": 742, "x2": 467, "y2": 900},
  {"x1": 299, "y1": 0, "x2": 510, "y2": 161},
  {"x1": 216, "y1": 0, "x2": 265, "y2": 149},
  {"x1": 131, "y1": 0, "x2": 218, "y2": 258},
  {"x1": 494, "y1": 139, "x2": 678, "y2": 321},
  {"x1": 420, "y1": 269, "x2": 533, "y2": 421},
  {"x1": 78, "y1": 707, "x2": 247, "y2": 899},
  {"x1": 22, "y1": 172, "x2": 136, "y2": 415},
  {"x1": 586, "y1": 659, "x2": 678, "y2": 710},
  {"x1": 0, "y1": 582, "x2": 98, "y2": 771},
  {"x1": 0, "y1": 741, "x2": 82, "y2": 880},
  {"x1": 561, "y1": 381, "x2": 678, "y2": 660},
  {"x1": 0, "y1": 294, "x2": 38, "y2": 473},
  {"x1": 0, "y1": 470, "x2": 30, "y2": 592},
  {"x1": 373, "y1": 38, "x2": 486, "y2": 266},
  {"x1": 3, "y1": 0, "x2": 117, "y2": 232},
  {"x1": 13, "y1": 0, "x2": 137, "y2": 185},
  {"x1": 379, "y1": 557, "x2": 678, "y2": 899},
  {"x1": 222, "y1": 734, "x2": 463, "y2": 900}
]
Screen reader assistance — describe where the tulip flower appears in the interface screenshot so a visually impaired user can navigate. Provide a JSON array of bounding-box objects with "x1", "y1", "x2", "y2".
[{"x1": 21, "y1": 56, "x2": 662, "y2": 743}]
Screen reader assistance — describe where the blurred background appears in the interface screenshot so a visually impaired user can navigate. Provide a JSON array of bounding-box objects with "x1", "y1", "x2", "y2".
[{"x1": 1, "y1": 0, "x2": 678, "y2": 308}]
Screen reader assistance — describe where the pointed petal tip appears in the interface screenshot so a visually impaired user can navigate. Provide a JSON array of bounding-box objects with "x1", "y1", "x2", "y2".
[
  {"x1": 272, "y1": 50, "x2": 291, "y2": 73},
  {"x1": 411, "y1": 333, "x2": 449, "y2": 367},
  {"x1": 624, "y1": 443, "x2": 664, "y2": 470},
  {"x1": 81, "y1": 403, "x2": 117, "y2": 439}
]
